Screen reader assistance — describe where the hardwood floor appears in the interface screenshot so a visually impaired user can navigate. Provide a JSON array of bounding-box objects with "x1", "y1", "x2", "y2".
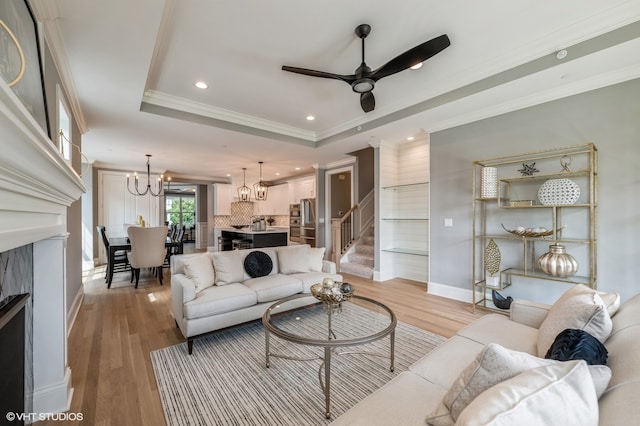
[{"x1": 40, "y1": 255, "x2": 485, "y2": 425}]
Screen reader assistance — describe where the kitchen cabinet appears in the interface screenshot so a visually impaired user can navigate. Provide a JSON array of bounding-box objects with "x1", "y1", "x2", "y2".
[
  {"x1": 288, "y1": 176, "x2": 315, "y2": 204},
  {"x1": 255, "y1": 183, "x2": 289, "y2": 215},
  {"x1": 214, "y1": 183, "x2": 232, "y2": 215},
  {"x1": 97, "y1": 170, "x2": 161, "y2": 260},
  {"x1": 472, "y1": 143, "x2": 597, "y2": 313},
  {"x1": 220, "y1": 229, "x2": 288, "y2": 250}
]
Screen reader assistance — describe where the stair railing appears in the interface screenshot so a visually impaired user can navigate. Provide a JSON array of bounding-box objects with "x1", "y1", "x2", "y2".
[{"x1": 331, "y1": 189, "x2": 374, "y2": 264}]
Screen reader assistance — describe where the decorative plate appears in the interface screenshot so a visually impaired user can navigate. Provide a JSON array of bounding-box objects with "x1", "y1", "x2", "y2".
[{"x1": 537, "y1": 178, "x2": 580, "y2": 205}]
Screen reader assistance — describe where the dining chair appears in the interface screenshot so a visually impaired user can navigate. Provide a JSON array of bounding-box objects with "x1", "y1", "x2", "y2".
[
  {"x1": 126, "y1": 225, "x2": 168, "y2": 288},
  {"x1": 97, "y1": 225, "x2": 129, "y2": 283}
]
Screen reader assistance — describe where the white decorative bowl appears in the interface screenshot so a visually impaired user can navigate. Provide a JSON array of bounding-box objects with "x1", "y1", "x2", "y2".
[{"x1": 537, "y1": 178, "x2": 580, "y2": 205}]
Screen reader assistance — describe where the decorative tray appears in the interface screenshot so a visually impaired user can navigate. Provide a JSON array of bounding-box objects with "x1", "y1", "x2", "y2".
[
  {"x1": 310, "y1": 281, "x2": 354, "y2": 304},
  {"x1": 501, "y1": 224, "x2": 564, "y2": 238}
]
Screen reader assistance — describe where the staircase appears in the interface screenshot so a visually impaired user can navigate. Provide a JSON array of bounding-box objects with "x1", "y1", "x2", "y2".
[{"x1": 340, "y1": 227, "x2": 374, "y2": 279}]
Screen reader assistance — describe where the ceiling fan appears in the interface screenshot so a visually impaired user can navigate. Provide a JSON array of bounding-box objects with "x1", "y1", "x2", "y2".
[{"x1": 282, "y1": 24, "x2": 450, "y2": 113}]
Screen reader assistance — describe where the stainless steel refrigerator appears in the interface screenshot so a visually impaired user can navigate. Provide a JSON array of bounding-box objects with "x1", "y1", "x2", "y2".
[{"x1": 299, "y1": 198, "x2": 316, "y2": 247}]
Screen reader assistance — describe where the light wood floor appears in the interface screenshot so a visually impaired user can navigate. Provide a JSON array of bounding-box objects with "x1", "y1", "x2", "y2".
[{"x1": 39, "y1": 252, "x2": 485, "y2": 425}]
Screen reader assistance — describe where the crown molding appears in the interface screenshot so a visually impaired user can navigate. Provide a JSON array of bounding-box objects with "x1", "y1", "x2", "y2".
[{"x1": 142, "y1": 90, "x2": 318, "y2": 142}]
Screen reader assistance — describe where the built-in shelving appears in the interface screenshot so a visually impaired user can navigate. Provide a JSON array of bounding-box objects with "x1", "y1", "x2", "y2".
[
  {"x1": 377, "y1": 139, "x2": 430, "y2": 283},
  {"x1": 472, "y1": 143, "x2": 597, "y2": 313}
]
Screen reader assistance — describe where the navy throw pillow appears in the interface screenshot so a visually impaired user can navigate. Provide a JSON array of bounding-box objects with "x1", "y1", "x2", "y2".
[
  {"x1": 545, "y1": 328, "x2": 608, "y2": 365},
  {"x1": 243, "y1": 251, "x2": 273, "y2": 278}
]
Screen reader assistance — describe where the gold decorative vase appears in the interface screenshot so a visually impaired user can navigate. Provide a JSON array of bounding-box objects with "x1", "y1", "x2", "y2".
[{"x1": 537, "y1": 243, "x2": 578, "y2": 278}]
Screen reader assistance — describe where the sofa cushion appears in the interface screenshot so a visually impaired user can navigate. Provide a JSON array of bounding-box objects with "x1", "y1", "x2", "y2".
[
  {"x1": 212, "y1": 250, "x2": 244, "y2": 285},
  {"x1": 289, "y1": 271, "x2": 343, "y2": 293},
  {"x1": 537, "y1": 285, "x2": 613, "y2": 357},
  {"x1": 454, "y1": 361, "x2": 599, "y2": 426},
  {"x1": 456, "y1": 314, "x2": 538, "y2": 355},
  {"x1": 308, "y1": 247, "x2": 325, "y2": 272},
  {"x1": 183, "y1": 283, "x2": 257, "y2": 320},
  {"x1": 181, "y1": 253, "x2": 215, "y2": 293},
  {"x1": 243, "y1": 250, "x2": 273, "y2": 278},
  {"x1": 276, "y1": 245, "x2": 311, "y2": 274},
  {"x1": 329, "y1": 371, "x2": 447, "y2": 426},
  {"x1": 243, "y1": 274, "x2": 303, "y2": 303}
]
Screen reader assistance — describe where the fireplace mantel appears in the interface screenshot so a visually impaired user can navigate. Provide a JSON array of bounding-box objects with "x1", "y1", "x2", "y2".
[
  {"x1": 1, "y1": 78, "x2": 86, "y2": 414},
  {"x1": 0, "y1": 81, "x2": 86, "y2": 253}
]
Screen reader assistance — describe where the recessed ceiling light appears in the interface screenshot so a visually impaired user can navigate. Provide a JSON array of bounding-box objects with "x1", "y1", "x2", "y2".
[
  {"x1": 295, "y1": 167, "x2": 301, "y2": 171},
  {"x1": 226, "y1": 173, "x2": 231, "y2": 177},
  {"x1": 275, "y1": 172, "x2": 281, "y2": 176},
  {"x1": 410, "y1": 63, "x2": 423, "y2": 70},
  {"x1": 407, "y1": 136, "x2": 415, "y2": 141},
  {"x1": 195, "y1": 81, "x2": 208, "y2": 89},
  {"x1": 306, "y1": 115, "x2": 315, "y2": 121}
]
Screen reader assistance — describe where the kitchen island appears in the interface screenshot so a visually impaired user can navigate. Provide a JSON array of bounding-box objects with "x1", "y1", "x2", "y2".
[{"x1": 220, "y1": 228, "x2": 288, "y2": 251}]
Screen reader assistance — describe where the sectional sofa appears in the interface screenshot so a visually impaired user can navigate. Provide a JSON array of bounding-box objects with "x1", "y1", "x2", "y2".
[
  {"x1": 170, "y1": 244, "x2": 342, "y2": 354},
  {"x1": 330, "y1": 285, "x2": 639, "y2": 426}
]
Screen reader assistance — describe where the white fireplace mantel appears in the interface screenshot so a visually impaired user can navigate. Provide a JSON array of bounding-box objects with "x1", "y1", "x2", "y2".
[
  {"x1": 1, "y1": 78, "x2": 86, "y2": 415},
  {"x1": 0, "y1": 80, "x2": 86, "y2": 253}
]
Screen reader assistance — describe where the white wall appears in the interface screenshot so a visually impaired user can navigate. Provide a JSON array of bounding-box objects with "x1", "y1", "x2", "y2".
[{"x1": 430, "y1": 79, "x2": 640, "y2": 303}]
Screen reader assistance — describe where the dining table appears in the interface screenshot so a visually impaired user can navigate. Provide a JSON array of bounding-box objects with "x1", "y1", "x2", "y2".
[{"x1": 106, "y1": 236, "x2": 183, "y2": 285}]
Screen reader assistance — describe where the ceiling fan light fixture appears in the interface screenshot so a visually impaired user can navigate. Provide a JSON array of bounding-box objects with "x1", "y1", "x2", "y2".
[
  {"x1": 351, "y1": 78, "x2": 375, "y2": 93},
  {"x1": 410, "y1": 62, "x2": 423, "y2": 70}
]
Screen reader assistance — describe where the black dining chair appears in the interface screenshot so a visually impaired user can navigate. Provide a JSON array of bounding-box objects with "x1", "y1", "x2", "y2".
[{"x1": 97, "y1": 225, "x2": 129, "y2": 284}]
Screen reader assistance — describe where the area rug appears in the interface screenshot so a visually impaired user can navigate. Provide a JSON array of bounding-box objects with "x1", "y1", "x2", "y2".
[{"x1": 151, "y1": 304, "x2": 446, "y2": 426}]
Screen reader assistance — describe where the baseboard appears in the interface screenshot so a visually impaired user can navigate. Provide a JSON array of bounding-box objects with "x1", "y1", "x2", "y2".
[
  {"x1": 31, "y1": 367, "x2": 73, "y2": 417},
  {"x1": 67, "y1": 286, "x2": 84, "y2": 335},
  {"x1": 427, "y1": 281, "x2": 482, "y2": 303}
]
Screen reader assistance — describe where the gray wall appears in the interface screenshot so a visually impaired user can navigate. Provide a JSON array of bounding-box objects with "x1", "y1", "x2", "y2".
[
  {"x1": 330, "y1": 172, "x2": 351, "y2": 218},
  {"x1": 43, "y1": 43, "x2": 85, "y2": 315},
  {"x1": 430, "y1": 78, "x2": 640, "y2": 302}
]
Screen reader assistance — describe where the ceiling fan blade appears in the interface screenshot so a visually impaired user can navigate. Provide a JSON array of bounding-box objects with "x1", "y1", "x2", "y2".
[
  {"x1": 370, "y1": 34, "x2": 450, "y2": 81},
  {"x1": 360, "y1": 92, "x2": 375, "y2": 113},
  {"x1": 282, "y1": 66, "x2": 356, "y2": 85}
]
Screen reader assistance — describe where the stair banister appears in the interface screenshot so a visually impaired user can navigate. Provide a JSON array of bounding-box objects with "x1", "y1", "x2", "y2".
[{"x1": 331, "y1": 189, "x2": 374, "y2": 266}]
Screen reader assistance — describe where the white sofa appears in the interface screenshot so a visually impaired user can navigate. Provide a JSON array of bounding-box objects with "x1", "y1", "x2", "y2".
[
  {"x1": 170, "y1": 244, "x2": 342, "y2": 354},
  {"x1": 330, "y1": 285, "x2": 640, "y2": 426}
]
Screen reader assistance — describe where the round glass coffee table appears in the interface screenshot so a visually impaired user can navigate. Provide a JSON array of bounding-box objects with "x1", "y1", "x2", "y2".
[{"x1": 262, "y1": 293, "x2": 397, "y2": 419}]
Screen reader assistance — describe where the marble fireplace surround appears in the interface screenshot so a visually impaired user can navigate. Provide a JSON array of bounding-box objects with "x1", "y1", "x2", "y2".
[{"x1": 0, "y1": 80, "x2": 86, "y2": 415}]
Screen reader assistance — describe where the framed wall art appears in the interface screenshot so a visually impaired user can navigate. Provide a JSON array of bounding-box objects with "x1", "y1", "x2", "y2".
[{"x1": 0, "y1": 0, "x2": 50, "y2": 137}]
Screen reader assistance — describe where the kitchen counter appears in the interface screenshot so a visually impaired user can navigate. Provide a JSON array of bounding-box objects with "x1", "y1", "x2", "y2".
[
  {"x1": 221, "y1": 227, "x2": 288, "y2": 235},
  {"x1": 220, "y1": 228, "x2": 288, "y2": 250}
]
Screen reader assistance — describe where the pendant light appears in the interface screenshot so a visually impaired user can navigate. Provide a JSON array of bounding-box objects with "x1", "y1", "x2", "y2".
[
  {"x1": 127, "y1": 154, "x2": 165, "y2": 197},
  {"x1": 237, "y1": 167, "x2": 252, "y2": 201},
  {"x1": 253, "y1": 161, "x2": 268, "y2": 201}
]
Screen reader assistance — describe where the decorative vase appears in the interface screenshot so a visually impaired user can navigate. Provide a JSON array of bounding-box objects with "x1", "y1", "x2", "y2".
[
  {"x1": 537, "y1": 243, "x2": 579, "y2": 278},
  {"x1": 537, "y1": 178, "x2": 580, "y2": 205},
  {"x1": 480, "y1": 167, "x2": 498, "y2": 198}
]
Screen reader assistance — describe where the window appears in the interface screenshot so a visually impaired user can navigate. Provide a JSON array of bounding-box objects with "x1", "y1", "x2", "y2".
[
  {"x1": 57, "y1": 86, "x2": 71, "y2": 162},
  {"x1": 165, "y1": 195, "x2": 195, "y2": 228}
]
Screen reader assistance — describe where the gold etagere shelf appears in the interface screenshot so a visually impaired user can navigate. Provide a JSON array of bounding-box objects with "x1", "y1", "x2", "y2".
[{"x1": 472, "y1": 143, "x2": 597, "y2": 313}]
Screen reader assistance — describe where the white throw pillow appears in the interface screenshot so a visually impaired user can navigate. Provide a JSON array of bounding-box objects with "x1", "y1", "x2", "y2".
[
  {"x1": 277, "y1": 245, "x2": 311, "y2": 274},
  {"x1": 308, "y1": 247, "x2": 326, "y2": 272},
  {"x1": 211, "y1": 250, "x2": 244, "y2": 285},
  {"x1": 425, "y1": 343, "x2": 611, "y2": 426},
  {"x1": 181, "y1": 254, "x2": 215, "y2": 293},
  {"x1": 537, "y1": 285, "x2": 613, "y2": 357},
  {"x1": 426, "y1": 343, "x2": 555, "y2": 425},
  {"x1": 455, "y1": 361, "x2": 599, "y2": 426}
]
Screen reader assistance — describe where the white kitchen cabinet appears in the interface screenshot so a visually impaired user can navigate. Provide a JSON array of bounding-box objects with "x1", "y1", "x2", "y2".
[
  {"x1": 213, "y1": 183, "x2": 232, "y2": 215},
  {"x1": 97, "y1": 170, "x2": 161, "y2": 260},
  {"x1": 288, "y1": 176, "x2": 316, "y2": 204},
  {"x1": 256, "y1": 184, "x2": 289, "y2": 215}
]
